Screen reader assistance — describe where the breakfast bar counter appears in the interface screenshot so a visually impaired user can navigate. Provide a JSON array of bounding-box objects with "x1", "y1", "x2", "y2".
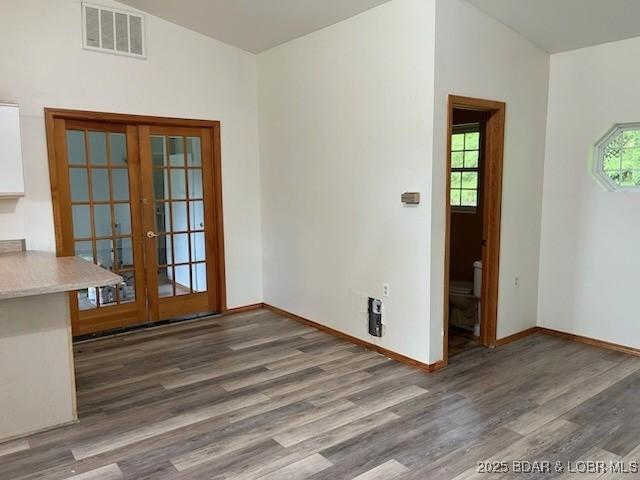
[{"x1": 0, "y1": 251, "x2": 121, "y2": 441}]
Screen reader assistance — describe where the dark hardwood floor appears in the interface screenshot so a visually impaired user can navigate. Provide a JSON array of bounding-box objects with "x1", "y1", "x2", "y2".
[{"x1": 1, "y1": 308, "x2": 639, "y2": 479}]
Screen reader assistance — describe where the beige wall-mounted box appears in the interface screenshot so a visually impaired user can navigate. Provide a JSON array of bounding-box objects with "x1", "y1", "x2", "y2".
[
  {"x1": 401, "y1": 192, "x2": 420, "y2": 205},
  {"x1": 0, "y1": 103, "x2": 25, "y2": 198}
]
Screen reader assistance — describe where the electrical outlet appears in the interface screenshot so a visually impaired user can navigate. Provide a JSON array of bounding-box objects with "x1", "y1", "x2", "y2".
[
  {"x1": 383, "y1": 283, "x2": 390, "y2": 297},
  {"x1": 514, "y1": 276, "x2": 520, "y2": 288}
]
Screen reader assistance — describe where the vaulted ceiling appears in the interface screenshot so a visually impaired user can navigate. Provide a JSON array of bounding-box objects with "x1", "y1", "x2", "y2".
[
  {"x1": 466, "y1": 0, "x2": 640, "y2": 53},
  {"x1": 119, "y1": 0, "x2": 391, "y2": 53},
  {"x1": 119, "y1": 0, "x2": 640, "y2": 54}
]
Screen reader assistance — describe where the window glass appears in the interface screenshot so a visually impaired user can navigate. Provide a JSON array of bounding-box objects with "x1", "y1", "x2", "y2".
[
  {"x1": 450, "y1": 126, "x2": 481, "y2": 209},
  {"x1": 596, "y1": 126, "x2": 640, "y2": 190}
]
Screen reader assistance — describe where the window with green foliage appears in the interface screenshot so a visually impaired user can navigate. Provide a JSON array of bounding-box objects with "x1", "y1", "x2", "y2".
[
  {"x1": 594, "y1": 125, "x2": 640, "y2": 191},
  {"x1": 450, "y1": 126, "x2": 480, "y2": 210}
]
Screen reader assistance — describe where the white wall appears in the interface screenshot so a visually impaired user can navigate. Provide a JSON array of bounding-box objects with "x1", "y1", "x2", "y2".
[
  {"x1": 11, "y1": 0, "x2": 624, "y2": 360},
  {"x1": 258, "y1": 0, "x2": 436, "y2": 363},
  {"x1": 430, "y1": 0, "x2": 550, "y2": 361},
  {"x1": 538, "y1": 37, "x2": 640, "y2": 349},
  {"x1": 0, "y1": 0, "x2": 263, "y2": 308}
]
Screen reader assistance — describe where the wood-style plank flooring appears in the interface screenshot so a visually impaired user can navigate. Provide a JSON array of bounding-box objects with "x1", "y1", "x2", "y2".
[
  {"x1": 2, "y1": 308, "x2": 640, "y2": 479},
  {"x1": 448, "y1": 327, "x2": 481, "y2": 358}
]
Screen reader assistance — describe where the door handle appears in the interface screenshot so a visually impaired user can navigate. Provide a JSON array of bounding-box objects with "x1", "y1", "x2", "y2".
[{"x1": 146, "y1": 231, "x2": 158, "y2": 239}]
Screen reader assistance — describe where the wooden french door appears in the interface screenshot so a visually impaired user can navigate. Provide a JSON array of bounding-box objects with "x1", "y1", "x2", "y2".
[
  {"x1": 139, "y1": 126, "x2": 220, "y2": 322},
  {"x1": 46, "y1": 110, "x2": 225, "y2": 336}
]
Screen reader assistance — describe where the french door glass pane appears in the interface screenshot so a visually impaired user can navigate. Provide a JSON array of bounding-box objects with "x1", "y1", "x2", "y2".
[
  {"x1": 158, "y1": 267, "x2": 173, "y2": 297},
  {"x1": 72, "y1": 205, "x2": 91, "y2": 238},
  {"x1": 191, "y1": 263, "x2": 207, "y2": 292},
  {"x1": 120, "y1": 272, "x2": 136, "y2": 303},
  {"x1": 114, "y1": 203, "x2": 131, "y2": 235},
  {"x1": 99, "y1": 285, "x2": 117, "y2": 306},
  {"x1": 189, "y1": 201, "x2": 204, "y2": 230},
  {"x1": 110, "y1": 133, "x2": 127, "y2": 165},
  {"x1": 186, "y1": 137, "x2": 201, "y2": 166},
  {"x1": 168, "y1": 137, "x2": 184, "y2": 166},
  {"x1": 155, "y1": 202, "x2": 170, "y2": 232},
  {"x1": 96, "y1": 239, "x2": 114, "y2": 270},
  {"x1": 172, "y1": 202, "x2": 188, "y2": 232},
  {"x1": 112, "y1": 169, "x2": 130, "y2": 200},
  {"x1": 153, "y1": 170, "x2": 169, "y2": 199},
  {"x1": 151, "y1": 136, "x2": 166, "y2": 166},
  {"x1": 88, "y1": 131, "x2": 108, "y2": 165},
  {"x1": 174, "y1": 265, "x2": 190, "y2": 295},
  {"x1": 78, "y1": 288, "x2": 96, "y2": 310},
  {"x1": 188, "y1": 169, "x2": 203, "y2": 199},
  {"x1": 67, "y1": 131, "x2": 86, "y2": 165},
  {"x1": 173, "y1": 233, "x2": 189, "y2": 264},
  {"x1": 75, "y1": 241, "x2": 94, "y2": 263},
  {"x1": 170, "y1": 169, "x2": 187, "y2": 199},
  {"x1": 115, "y1": 237, "x2": 134, "y2": 269},
  {"x1": 157, "y1": 235, "x2": 172, "y2": 265},
  {"x1": 69, "y1": 168, "x2": 89, "y2": 202},
  {"x1": 190, "y1": 232, "x2": 205, "y2": 262},
  {"x1": 91, "y1": 168, "x2": 110, "y2": 201},
  {"x1": 94, "y1": 205, "x2": 112, "y2": 237}
]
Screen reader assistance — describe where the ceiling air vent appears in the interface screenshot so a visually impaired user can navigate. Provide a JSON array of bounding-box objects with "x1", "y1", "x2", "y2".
[{"x1": 82, "y1": 3, "x2": 146, "y2": 58}]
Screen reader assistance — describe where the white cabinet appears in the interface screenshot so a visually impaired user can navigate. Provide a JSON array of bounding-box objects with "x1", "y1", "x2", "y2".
[{"x1": 0, "y1": 103, "x2": 25, "y2": 198}]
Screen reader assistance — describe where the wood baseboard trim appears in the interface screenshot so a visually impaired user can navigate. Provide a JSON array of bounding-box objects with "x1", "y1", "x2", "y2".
[
  {"x1": 495, "y1": 327, "x2": 539, "y2": 346},
  {"x1": 538, "y1": 327, "x2": 640, "y2": 357},
  {"x1": 263, "y1": 304, "x2": 442, "y2": 373},
  {"x1": 495, "y1": 326, "x2": 640, "y2": 357},
  {"x1": 223, "y1": 303, "x2": 265, "y2": 315},
  {"x1": 0, "y1": 418, "x2": 78, "y2": 444},
  {"x1": 227, "y1": 306, "x2": 640, "y2": 363}
]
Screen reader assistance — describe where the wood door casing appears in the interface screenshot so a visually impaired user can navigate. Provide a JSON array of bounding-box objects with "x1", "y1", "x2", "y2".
[
  {"x1": 45, "y1": 109, "x2": 226, "y2": 337},
  {"x1": 443, "y1": 95, "x2": 505, "y2": 366}
]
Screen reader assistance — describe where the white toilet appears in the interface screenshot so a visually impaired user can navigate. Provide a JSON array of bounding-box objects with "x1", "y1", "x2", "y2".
[
  {"x1": 449, "y1": 260, "x2": 482, "y2": 335},
  {"x1": 473, "y1": 260, "x2": 482, "y2": 298}
]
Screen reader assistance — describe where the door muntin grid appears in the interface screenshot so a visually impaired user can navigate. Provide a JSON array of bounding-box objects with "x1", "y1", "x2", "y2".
[
  {"x1": 66, "y1": 128, "x2": 136, "y2": 310},
  {"x1": 150, "y1": 135, "x2": 207, "y2": 298}
]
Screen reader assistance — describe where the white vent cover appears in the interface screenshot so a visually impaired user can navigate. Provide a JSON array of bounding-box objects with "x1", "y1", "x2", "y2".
[{"x1": 82, "y1": 3, "x2": 145, "y2": 58}]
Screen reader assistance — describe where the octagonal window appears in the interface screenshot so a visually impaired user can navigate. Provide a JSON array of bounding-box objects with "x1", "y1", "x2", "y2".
[{"x1": 594, "y1": 123, "x2": 640, "y2": 191}]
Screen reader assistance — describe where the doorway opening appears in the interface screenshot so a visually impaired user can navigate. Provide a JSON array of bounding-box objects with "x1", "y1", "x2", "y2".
[
  {"x1": 443, "y1": 96, "x2": 505, "y2": 364},
  {"x1": 45, "y1": 109, "x2": 226, "y2": 337}
]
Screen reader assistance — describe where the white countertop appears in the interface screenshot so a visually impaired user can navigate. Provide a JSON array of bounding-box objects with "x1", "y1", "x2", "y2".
[{"x1": 0, "y1": 251, "x2": 122, "y2": 300}]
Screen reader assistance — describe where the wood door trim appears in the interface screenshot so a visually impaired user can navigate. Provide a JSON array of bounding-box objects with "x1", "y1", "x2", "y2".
[
  {"x1": 65, "y1": 120, "x2": 128, "y2": 133},
  {"x1": 45, "y1": 116, "x2": 66, "y2": 258},
  {"x1": 48, "y1": 117, "x2": 79, "y2": 331},
  {"x1": 212, "y1": 123, "x2": 227, "y2": 311},
  {"x1": 449, "y1": 95, "x2": 504, "y2": 112},
  {"x1": 44, "y1": 108, "x2": 220, "y2": 129},
  {"x1": 443, "y1": 95, "x2": 505, "y2": 367},
  {"x1": 44, "y1": 108, "x2": 227, "y2": 335},
  {"x1": 200, "y1": 127, "x2": 221, "y2": 311}
]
